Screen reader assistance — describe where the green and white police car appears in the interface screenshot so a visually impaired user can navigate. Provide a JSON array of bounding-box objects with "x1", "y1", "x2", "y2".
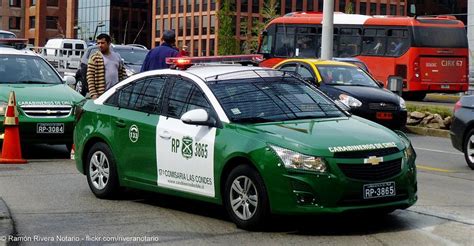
[
  {"x1": 0, "y1": 40, "x2": 84, "y2": 148},
  {"x1": 74, "y1": 56, "x2": 417, "y2": 230}
]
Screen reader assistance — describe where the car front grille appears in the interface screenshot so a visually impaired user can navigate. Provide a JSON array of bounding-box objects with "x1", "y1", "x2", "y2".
[
  {"x1": 338, "y1": 158, "x2": 402, "y2": 181},
  {"x1": 21, "y1": 105, "x2": 72, "y2": 118},
  {"x1": 368, "y1": 102, "x2": 398, "y2": 111}
]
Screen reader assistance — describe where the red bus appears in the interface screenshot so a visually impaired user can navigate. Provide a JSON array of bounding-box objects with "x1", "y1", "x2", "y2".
[{"x1": 258, "y1": 12, "x2": 469, "y2": 100}]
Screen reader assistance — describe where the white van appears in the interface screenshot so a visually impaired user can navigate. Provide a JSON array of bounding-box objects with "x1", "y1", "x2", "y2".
[{"x1": 44, "y1": 38, "x2": 86, "y2": 69}]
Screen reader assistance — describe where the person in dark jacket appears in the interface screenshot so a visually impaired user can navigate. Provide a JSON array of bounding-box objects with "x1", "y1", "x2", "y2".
[{"x1": 140, "y1": 30, "x2": 179, "y2": 71}]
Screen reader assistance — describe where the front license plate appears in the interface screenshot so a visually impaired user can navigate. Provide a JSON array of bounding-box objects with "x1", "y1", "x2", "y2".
[
  {"x1": 441, "y1": 84, "x2": 450, "y2": 89},
  {"x1": 363, "y1": 182, "x2": 396, "y2": 199},
  {"x1": 37, "y1": 123, "x2": 64, "y2": 134},
  {"x1": 376, "y1": 112, "x2": 393, "y2": 120}
]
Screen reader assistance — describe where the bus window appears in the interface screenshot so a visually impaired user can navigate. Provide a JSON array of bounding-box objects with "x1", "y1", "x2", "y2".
[
  {"x1": 296, "y1": 27, "x2": 318, "y2": 58},
  {"x1": 260, "y1": 25, "x2": 275, "y2": 54},
  {"x1": 412, "y1": 27, "x2": 468, "y2": 48},
  {"x1": 275, "y1": 26, "x2": 296, "y2": 57},
  {"x1": 386, "y1": 29, "x2": 409, "y2": 56},
  {"x1": 338, "y1": 28, "x2": 361, "y2": 57},
  {"x1": 362, "y1": 28, "x2": 386, "y2": 56}
]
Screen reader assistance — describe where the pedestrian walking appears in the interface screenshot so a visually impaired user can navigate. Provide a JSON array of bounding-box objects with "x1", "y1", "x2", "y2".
[
  {"x1": 86, "y1": 33, "x2": 127, "y2": 99},
  {"x1": 140, "y1": 30, "x2": 179, "y2": 72}
]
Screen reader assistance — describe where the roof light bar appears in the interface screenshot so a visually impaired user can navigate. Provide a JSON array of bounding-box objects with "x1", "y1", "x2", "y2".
[
  {"x1": 166, "y1": 54, "x2": 263, "y2": 70},
  {"x1": 0, "y1": 38, "x2": 28, "y2": 50}
]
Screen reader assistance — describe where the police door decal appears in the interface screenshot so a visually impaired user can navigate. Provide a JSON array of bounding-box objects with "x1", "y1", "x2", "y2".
[{"x1": 156, "y1": 116, "x2": 216, "y2": 197}]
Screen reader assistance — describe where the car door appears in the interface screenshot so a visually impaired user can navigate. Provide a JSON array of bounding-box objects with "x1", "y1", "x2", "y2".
[
  {"x1": 156, "y1": 76, "x2": 217, "y2": 197},
  {"x1": 106, "y1": 76, "x2": 167, "y2": 185}
]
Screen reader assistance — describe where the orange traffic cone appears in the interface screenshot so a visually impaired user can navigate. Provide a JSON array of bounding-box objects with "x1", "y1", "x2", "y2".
[
  {"x1": 0, "y1": 91, "x2": 27, "y2": 164},
  {"x1": 70, "y1": 144, "x2": 75, "y2": 160}
]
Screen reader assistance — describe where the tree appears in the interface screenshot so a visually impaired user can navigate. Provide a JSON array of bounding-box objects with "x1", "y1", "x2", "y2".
[
  {"x1": 217, "y1": 0, "x2": 239, "y2": 55},
  {"x1": 345, "y1": 1, "x2": 354, "y2": 14},
  {"x1": 241, "y1": 0, "x2": 280, "y2": 54}
]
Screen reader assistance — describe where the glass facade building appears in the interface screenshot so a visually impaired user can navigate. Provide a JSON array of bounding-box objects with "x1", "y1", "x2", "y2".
[{"x1": 77, "y1": 0, "x2": 111, "y2": 42}]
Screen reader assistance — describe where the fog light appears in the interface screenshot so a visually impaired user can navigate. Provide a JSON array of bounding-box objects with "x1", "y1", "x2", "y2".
[{"x1": 295, "y1": 192, "x2": 316, "y2": 205}]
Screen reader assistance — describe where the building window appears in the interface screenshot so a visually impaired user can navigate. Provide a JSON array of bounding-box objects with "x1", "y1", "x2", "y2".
[
  {"x1": 164, "y1": 18, "x2": 169, "y2": 30},
  {"x1": 339, "y1": 0, "x2": 345, "y2": 12},
  {"x1": 241, "y1": 0, "x2": 248, "y2": 12},
  {"x1": 360, "y1": 2, "x2": 367, "y2": 14},
  {"x1": 156, "y1": 0, "x2": 161, "y2": 15},
  {"x1": 9, "y1": 17, "x2": 21, "y2": 29},
  {"x1": 210, "y1": 15, "x2": 215, "y2": 35},
  {"x1": 209, "y1": 39, "x2": 215, "y2": 55},
  {"x1": 47, "y1": 0, "x2": 58, "y2": 6},
  {"x1": 171, "y1": 0, "x2": 176, "y2": 14},
  {"x1": 307, "y1": 0, "x2": 314, "y2": 11},
  {"x1": 399, "y1": 5, "x2": 405, "y2": 15},
  {"x1": 390, "y1": 4, "x2": 396, "y2": 15},
  {"x1": 9, "y1": 0, "x2": 21, "y2": 7},
  {"x1": 186, "y1": 17, "x2": 191, "y2": 37},
  {"x1": 317, "y1": 0, "x2": 323, "y2": 12},
  {"x1": 194, "y1": 16, "x2": 199, "y2": 35},
  {"x1": 30, "y1": 0, "x2": 36, "y2": 6},
  {"x1": 380, "y1": 4, "x2": 387, "y2": 15},
  {"x1": 179, "y1": 0, "x2": 184, "y2": 12},
  {"x1": 178, "y1": 17, "x2": 183, "y2": 36},
  {"x1": 29, "y1": 16, "x2": 35, "y2": 28},
  {"x1": 187, "y1": 0, "x2": 192, "y2": 12},
  {"x1": 164, "y1": 0, "x2": 169, "y2": 14},
  {"x1": 285, "y1": 0, "x2": 292, "y2": 13},
  {"x1": 46, "y1": 16, "x2": 58, "y2": 29},
  {"x1": 202, "y1": 15, "x2": 208, "y2": 35},
  {"x1": 296, "y1": 0, "x2": 303, "y2": 11},
  {"x1": 201, "y1": 39, "x2": 207, "y2": 56},
  {"x1": 171, "y1": 17, "x2": 176, "y2": 32},
  {"x1": 156, "y1": 19, "x2": 161, "y2": 38},
  {"x1": 193, "y1": 39, "x2": 198, "y2": 56},
  {"x1": 195, "y1": 0, "x2": 200, "y2": 12},
  {"x1": 210, "y1": 0, "x2": 216, "y2": 11},
  {"x1": 202, "y1": 0, "x2": 208, "y2": 11},
  {"x1": 370, "y1": 3, "x2": 376, "y2": 15}
]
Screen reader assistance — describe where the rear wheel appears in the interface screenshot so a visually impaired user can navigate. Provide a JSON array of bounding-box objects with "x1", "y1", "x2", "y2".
[
  {"x1": 224, "y1": 165, "x2": 269, "y2": 230},
  {"x1": 463, "y1": 129, "x2": 474, "y2": 170},
  {"x1": 86, "y1": 142, "x2": 120, "y2": 198}
]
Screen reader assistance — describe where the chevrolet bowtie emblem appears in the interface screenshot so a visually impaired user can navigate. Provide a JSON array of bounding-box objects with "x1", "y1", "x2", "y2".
[
  {"x1": 364, "y1": 156, "x2": 383, "y2": 165},
  {"x1": 46, "y1": 110, "x2": 51, "y2": 114},
  {"x1": 380, "y1": 102, "x2": 386, "y2": 107}
]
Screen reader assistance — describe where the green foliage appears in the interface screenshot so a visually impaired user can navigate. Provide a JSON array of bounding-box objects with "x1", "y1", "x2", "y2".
[
  {"x1": 345, "y1": 1, "x2": 354, "y2": 14},
  {"x1": 406, "y1": 103, "x2": 453, "y2": 118},
  {"x1": 217, "y1": 0, "x2": 239, "y2": 55},
  {"x1": 241, "y1": 0, "x2": 280, "y2": 54}
]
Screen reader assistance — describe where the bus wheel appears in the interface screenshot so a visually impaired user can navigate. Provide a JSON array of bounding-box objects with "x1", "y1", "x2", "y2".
[{"x1": 224, "y1": 165, "x2": 269, "y2": 230}]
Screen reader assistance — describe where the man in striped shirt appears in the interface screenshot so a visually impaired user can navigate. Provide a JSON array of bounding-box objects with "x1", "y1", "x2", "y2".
[{"x1": 87, "y1": 33, "x2": 127, "y2": 99}]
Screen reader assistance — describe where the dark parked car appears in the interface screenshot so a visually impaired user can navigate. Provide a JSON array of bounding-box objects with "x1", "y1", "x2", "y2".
[
  {"x1": 275, "y1": 59, "x2": 407, "y2": 129},
  {"x1": 74, "y1": 44, "x2": 148, "y2": 96},
  {"x1": 450, "y1": 95, "x2": 474, "y2": 169}
]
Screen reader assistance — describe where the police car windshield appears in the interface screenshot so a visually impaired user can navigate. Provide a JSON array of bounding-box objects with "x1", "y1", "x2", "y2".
[
  {"x1": 209, "y1": 75, "x2": 345, "y2": 123},
  {"x1": 0, "y1": 55, "x2": 62, "y2": 84},
  {"x1": 317, "y1": 65, "x2": 379, "y2": 87}
]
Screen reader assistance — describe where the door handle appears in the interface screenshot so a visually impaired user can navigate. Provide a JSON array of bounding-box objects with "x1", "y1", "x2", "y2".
[
  {"x1": 158, "y1": 130, "x2": 171, "y2": 139},
  {"x1": 115, "y1": 119, "x2": 126, "y2": 128}
]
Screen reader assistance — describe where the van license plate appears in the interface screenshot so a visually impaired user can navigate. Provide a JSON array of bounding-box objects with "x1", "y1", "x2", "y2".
[
  {"x1": 363, "y1": 182, "x2": 396, "y2": 199},
  {"x1": 37, "y1": 123, "x2": 64, "y2": 134},
  {"x1": 441, "y1": 85, "x2": 450, "y2": 89}
]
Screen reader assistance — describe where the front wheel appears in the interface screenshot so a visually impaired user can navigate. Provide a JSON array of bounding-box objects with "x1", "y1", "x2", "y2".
[
  {"x1": 86, "y1": 142, "x2": 120, "y2": 198},
  {"x1": 463, "y1": 129, "x2": 474, "y2": 170},
  {"x1": 224, "y1": 165, "x2": 269, "y2": 230}
]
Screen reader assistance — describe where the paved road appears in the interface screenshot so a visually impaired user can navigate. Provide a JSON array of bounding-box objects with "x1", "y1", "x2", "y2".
[{"x1": 0, "y1": 138, "x2": 472, "y2": 245}]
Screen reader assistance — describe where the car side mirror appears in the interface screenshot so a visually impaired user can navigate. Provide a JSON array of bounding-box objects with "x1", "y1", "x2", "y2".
[
  {"x1": 181, "y1": 109, "x2": 216, "y2": 127},
  {"x1": 63, "y1": 75, "x2": 76, "y2": 86}
]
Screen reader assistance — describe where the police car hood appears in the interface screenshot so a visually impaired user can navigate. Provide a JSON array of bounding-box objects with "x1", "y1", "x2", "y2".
[
  {"x1": 0, "y1": 84, "x2": 84, "y2": 106},
  {"x1": 239, "y1": 116, "x2": 404, "y2": 157}
]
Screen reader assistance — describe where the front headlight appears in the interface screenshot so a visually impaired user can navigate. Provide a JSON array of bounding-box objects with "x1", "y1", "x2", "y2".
[
  {"x1": 338, "y1": 94, "x2": 362, "y2": 108},
  {"x1": 270, "y1": 145, "x2": 327, "y2": 172},
  {"x1": 399, "y1": 96, "x2": 406, "y2": 110},
  {"x1": 0, "y1": 101, "x2": 7, "y2": 116}
]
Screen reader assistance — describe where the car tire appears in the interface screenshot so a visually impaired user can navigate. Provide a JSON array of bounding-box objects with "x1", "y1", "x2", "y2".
[
  {"x1": 463, "y1": 129, "x2": 474, "y2": 170},
  {"x1": 224, "y1": 165, "x2": 269, "y2": 230},
  {"x1": 86, "y1": 142, "x2": 120, "y2": 198}
]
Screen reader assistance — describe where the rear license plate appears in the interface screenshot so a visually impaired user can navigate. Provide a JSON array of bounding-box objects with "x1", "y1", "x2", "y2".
[
  {"x1": 37, "y1": 123, "x2": 64, "y2": 134},
  {"x1": 376, "y1": 112, "x2": 393, "y2": 120},
  {"x1": 363, "y1": 182, "x2": 396, "y2": 199},
  {"x1": 441, "y1": 84, "x2": 450, "y2": 89}
]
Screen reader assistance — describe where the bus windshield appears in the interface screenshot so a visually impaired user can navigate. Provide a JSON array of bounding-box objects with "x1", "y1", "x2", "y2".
[{"x1": 412, "y1": 27, "x2": 468, "y2": 48}]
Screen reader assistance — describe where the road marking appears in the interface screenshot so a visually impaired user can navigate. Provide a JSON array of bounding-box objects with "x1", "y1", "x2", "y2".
[
  {"x1": 414, "y1": 147, "x2": 463, "y2": 156},
  {"x1": 416, "y1": 164, "x2": 454, "y2": 173}
]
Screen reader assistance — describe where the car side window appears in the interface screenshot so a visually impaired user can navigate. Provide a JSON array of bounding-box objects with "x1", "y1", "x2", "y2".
[
  {"x1": 280, "y1": 64, "x2": 297, "y2": 72},
  {"x1": 106, "y1": 77, "x2": 166, "y2": 114},
  {"x1": 165, "y1": 78, "x2": 211, "y2": 119},
  {"x1": 297, "y1": 65, "x2": 316, "y2": 83}
]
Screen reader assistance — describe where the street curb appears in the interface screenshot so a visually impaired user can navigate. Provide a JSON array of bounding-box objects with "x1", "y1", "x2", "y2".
[
  {"x1": 404, "y1": 125, "x2": 450, "y2": 138},
  {"x1": 0, "y1": 197, "x2": 14, "y2": 246}
]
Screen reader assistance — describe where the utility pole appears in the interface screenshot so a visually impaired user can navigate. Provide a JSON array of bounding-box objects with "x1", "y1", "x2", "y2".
[{"x1": 321, "y1": 0, "x2": 334, "y2": 60}]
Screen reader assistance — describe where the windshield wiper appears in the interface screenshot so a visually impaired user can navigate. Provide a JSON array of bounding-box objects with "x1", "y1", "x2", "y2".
[
  {"x1": 16, "y1": 80, "x2": 52, "y2": 84},
  {"x1": 232, "y1": 117, "x2": 272, "y2": 123}
]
